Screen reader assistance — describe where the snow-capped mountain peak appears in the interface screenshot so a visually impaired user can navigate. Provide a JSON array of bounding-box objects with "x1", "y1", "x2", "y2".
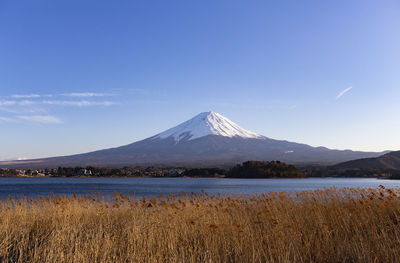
[{"x1": 153, "y1": 111, "x2": 263, "y2": 142}]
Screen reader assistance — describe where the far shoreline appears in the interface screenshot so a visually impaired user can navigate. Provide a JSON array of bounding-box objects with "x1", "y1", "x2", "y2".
[{"x1": 0, "y1": 175, "x2": 396, "y2": 180}]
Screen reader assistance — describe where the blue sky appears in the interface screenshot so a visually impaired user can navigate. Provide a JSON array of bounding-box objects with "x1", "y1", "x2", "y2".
[{"x1": 0, "y1": 0, "x2": 399, "y2": 160}]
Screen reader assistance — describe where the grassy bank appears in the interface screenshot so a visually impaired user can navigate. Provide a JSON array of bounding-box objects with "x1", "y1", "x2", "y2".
[{"x1": 0, "y1": 187, "x2": 399, "y2": 262}]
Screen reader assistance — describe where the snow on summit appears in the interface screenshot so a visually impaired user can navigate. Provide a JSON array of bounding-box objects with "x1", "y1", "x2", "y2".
[{"x1": 154, "y1": 111, "x2": 263, "y2": 142}]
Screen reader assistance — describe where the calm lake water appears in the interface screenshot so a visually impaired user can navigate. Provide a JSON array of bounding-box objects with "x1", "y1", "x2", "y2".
[{"x1": 0, "y1": 177, "x2": 400, "y2": 199}]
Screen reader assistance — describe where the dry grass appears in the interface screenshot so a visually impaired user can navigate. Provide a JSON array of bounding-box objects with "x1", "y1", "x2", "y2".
[{"x1": 0, "y1": 187, "x2": 400, "y2": 263}]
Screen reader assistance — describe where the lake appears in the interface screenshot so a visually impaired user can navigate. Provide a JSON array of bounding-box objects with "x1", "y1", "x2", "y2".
[{"x1": 0, "y1": 177, "x2": 400, "y2": 199}]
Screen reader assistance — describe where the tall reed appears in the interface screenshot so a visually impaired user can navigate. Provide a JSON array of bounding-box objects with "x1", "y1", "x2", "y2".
[{"x1": 0, "y1": 187, "x2": 399, "y2": 262}]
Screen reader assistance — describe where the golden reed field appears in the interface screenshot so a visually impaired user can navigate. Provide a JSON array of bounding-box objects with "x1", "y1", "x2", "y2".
[{"x1": 0, "y1": 187, "x2": 399, "y2": 263}]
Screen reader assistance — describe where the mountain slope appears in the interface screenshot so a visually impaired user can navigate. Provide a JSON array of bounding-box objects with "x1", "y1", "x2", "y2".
[
  {"x1": 0, "y1": 111, "x2": 385, "y2": 168},
  {"x1": 333, "y1": 151, "x2": 400, "y2": 169}
]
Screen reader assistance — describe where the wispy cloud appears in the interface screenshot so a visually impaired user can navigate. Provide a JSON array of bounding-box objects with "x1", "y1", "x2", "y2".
[
  {"x1": 43, "y1": 100, "x2": 116, "y2": 107},
  {"x1": 0, "y1": 106, "x2": 46, "y2": 114},
  {"x1": 61, "y1": 92, "x2": 115, "y2": 97},
  {"x1": 1, "y1": 100, "x2": 116, "y2": 107},
  {"x1": 18, "y1": 100, "x2": 37, "y2": 106},
  {"x1": 1, "y1": 92, "x2": 117, "y2": 125},
  {"x1": 0, "y1": 116, "x2": 16, "y2": 123},
  {"x1": 0, "y1": 100, "x2": 17, "y2": 106},
  {"x1": 1, "y1": 100, "x2": 38, "y2": 106},
  {"x1": 11, "y1": 94, "x2": 41, "y2": 98},
  {"x1": 336, "y1": 86, "x2": 353, "y2": 100},
  {"x1": 17, "y1": 115, "x2": 62, "y2": 124}
]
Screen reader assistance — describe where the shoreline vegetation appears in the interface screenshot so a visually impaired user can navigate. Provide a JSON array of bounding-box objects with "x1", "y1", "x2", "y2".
[
  {"x1": 0, "y1": 161, "x2": 304, "y2": 178},
  {"x1": 1, "y1": 160, "x2": 400, "y2": 179},
  {"x1": 0, "y1": 187, "x2": 399, "y2": 262}
]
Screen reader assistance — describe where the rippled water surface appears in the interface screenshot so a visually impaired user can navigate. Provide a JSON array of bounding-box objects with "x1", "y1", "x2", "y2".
[{"x1": 0, "y1": 177, "x2": 399, "y2": 199}]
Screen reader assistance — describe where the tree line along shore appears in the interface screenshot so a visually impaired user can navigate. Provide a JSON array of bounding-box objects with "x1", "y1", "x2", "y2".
[{"x1": 1, "y1": 160, "x2": 400, "y2": 179}]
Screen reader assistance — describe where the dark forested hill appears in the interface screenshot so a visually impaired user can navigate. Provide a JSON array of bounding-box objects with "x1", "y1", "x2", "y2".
[{"x1": 334, "y1": 151, "x2": 400, "y2": 170}]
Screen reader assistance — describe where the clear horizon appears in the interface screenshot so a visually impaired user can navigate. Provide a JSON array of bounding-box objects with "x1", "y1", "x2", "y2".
[{"x1": 0, "y1": 0, "x2": 399, "y2": 160}]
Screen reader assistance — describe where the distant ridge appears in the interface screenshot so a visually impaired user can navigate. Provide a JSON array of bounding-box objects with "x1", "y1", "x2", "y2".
[
  {"x1": 334, "y1": 151, "x2": 400, "y2": 170},
  {"x1": 0, "y1": 111, "x2": 386, "y2": 168}
]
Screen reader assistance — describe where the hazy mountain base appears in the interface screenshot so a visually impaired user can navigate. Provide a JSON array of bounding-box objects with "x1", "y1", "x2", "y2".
[{"x1": 0, "y1": 136, "x2": 384, "y2": 169}]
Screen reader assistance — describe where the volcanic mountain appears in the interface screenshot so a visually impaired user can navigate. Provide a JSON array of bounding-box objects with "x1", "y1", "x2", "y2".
[{"x1": 0, "y1": 111, "x2": 385, "y2": 168}]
